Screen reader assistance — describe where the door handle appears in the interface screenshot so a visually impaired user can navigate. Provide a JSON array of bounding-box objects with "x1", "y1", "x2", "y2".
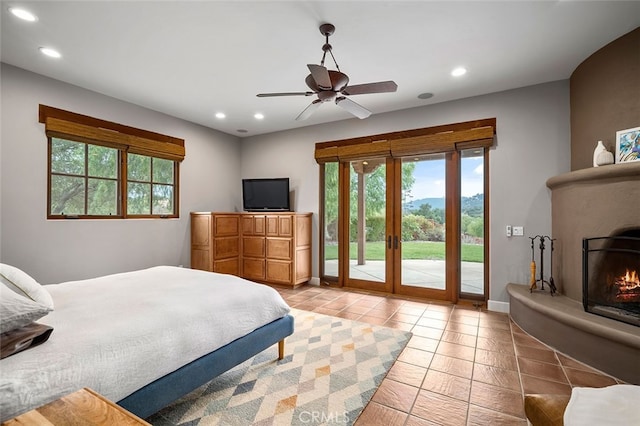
[
  {"x1": 394, "y1": 236, "x2": 399, "y2": 249},
  {"x1": 387, "y1": 235, "x2": 392, "y2": 249}
]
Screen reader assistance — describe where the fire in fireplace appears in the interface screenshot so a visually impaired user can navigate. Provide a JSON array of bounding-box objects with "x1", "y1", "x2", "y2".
[
  {"x1": 614, "y1": 269, "x2": 640, "y2": 301},
  {"x1": 583, "y1": 231, "x2": 640, "y2": 327}
]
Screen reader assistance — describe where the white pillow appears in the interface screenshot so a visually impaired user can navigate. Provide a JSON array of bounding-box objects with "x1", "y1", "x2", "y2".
[
  {"x1": 0, "y1": 285, "x2": 52, "y2": 334},
  {"x1": 0, "y1": 263, "x2": 54, "y2": 310}
]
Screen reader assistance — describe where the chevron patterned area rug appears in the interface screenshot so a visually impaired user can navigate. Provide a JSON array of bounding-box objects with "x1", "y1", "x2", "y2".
[{"x1": 146, "y1": 308, "x2": 411, "y2": 426}]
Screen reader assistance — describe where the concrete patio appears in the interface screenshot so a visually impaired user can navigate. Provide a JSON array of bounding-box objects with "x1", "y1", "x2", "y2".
[{"x1": 324, "y1": 259, "x2": 484, "y2": 294}]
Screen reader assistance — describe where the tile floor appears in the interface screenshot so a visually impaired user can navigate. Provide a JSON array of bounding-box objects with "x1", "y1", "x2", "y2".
[{"x1": 273, "y1": 284, "x2": 625, "y2": 426}]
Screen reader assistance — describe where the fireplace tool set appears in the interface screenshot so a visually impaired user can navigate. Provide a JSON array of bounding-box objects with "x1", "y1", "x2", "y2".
[{"x1": 529, "y1": 235, "x2": 557, "y2": 295}]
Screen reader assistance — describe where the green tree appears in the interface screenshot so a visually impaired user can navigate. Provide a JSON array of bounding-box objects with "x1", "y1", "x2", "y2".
[
  {"x1": 461, "y1": 213, "x2": 484, "y2": 238},
  {"x1": 461, "y1": 193, "x2": 484, "y2": 217},
  {"x1": 324, "y1": 162, "x2": 339, "y2": 224},
  {"x1": 324, "y1": 162, "x2": 339, "y2": 240},
  {"x1": 50, "y1": 138, "x2": 174, "y2": 216},
  {"x1": 349, "y1": 161, "x2": 415, "y2": 218},
  {"x1": 349, "y1": 165, "x2": 384, "y2": 218},
  {"x1": 414, "y1": 202, "x2": 445, "y2": 225},
  {"x1": 324, "y1": 161, "x2": 416, "y2": 242},
  {"x1": 401, "y1": 162, "x2": 416, "y2": 203},
  {"x1": 50, "y1": 138, "x2": 118, "y2": 215}
]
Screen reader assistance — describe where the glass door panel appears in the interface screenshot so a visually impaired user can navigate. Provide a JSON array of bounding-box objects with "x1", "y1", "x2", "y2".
[
  {"x1": 322, "y1": 162, "x2": 339, "y2": 279},
  {"x1": 344, "y1": 158, "x2": 390, "y2": 292},
  {"x1": 396, "y1": 154, "x2": 448, "y2": 297},
  {"x1": 460, "y1": 149, "x2": 485, "y2": 297}
]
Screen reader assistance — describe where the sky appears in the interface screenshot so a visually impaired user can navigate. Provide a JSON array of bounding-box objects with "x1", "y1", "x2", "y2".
[{"x1": 407, "y1": 156, "x2": 483, "y2": 200}]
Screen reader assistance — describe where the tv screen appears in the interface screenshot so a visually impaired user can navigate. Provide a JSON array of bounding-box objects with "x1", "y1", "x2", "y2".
[{"x1": 242, "y1": 178, "x2": 290, "y2": 211}]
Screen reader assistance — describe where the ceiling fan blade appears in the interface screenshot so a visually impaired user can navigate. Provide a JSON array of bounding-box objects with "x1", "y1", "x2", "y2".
[
  {"x1": 307, "y1": 64, "x2": 332, "y2": 90},
  {"x1": 257, "y1": 92, "x2": 315, "y2": 97},
  {"x1": 342, "y1": 81, "x2": 398, "y2": 96},
  {"x1": 295, "y1": 99, "x2": 323, "y2": 121},
  {"x1": 335, "y1": 96, "x2": 371, "y2": 119}
]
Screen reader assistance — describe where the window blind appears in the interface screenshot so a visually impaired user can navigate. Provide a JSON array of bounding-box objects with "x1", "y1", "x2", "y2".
[
  {"x1": 39, "y1": 105, "x2": 185, "y2": 162},
  {"x1": 315, "y1": 118, "x2": 495, "y2": 163}
]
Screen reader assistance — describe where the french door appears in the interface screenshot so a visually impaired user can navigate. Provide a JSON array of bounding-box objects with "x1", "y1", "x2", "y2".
[
  {"x1": 338, "y1": 157, "x2": 393, "y2": 294},
  {"x1": 326, "y1": 149, "x2": 486, "y2": 302},
  {"x1": 393, "y1": 153, "x2": 454, "y2": 300}
]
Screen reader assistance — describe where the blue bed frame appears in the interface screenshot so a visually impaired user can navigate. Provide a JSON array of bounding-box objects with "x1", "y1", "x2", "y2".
[{"x1": 117, "y1": 314, "x2": 294, "y2": 419}]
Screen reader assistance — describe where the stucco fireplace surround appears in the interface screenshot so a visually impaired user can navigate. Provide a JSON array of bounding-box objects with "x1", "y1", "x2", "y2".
[{"x1": 508, "y1": 162, "x2": 640, "y2": 384}]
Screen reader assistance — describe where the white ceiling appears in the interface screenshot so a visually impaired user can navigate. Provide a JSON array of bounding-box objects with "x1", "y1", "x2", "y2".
[{"x1": 2, "y1": 1, "x2": 639, "y2": 137}]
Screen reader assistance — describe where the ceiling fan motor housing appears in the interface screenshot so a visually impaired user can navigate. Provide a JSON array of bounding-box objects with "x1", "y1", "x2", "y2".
[
  {"x1": 305, "y1": 71, "x2": 349, "y2": 93},
  {"x1": 317, "y1": 91, "x2": 336, "y2": 102}
]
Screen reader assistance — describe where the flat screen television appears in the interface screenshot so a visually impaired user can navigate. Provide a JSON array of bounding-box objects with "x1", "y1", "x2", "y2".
[{"x1": 242, "y1": 178, "x2": 290, "y2": 211}]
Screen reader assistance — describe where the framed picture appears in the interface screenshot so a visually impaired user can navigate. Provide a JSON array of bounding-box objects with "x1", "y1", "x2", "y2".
[{"x1": 615, "y1": 126, "x2": 640, "y2": 163}]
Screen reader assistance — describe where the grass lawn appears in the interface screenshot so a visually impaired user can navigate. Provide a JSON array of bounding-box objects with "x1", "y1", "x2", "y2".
[{"x1": 324, "y1": 241, "x2": 484, "y2": 263}]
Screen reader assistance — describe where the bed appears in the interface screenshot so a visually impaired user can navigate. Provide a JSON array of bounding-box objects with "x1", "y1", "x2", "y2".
[{"x1": 0, "y1": 265, "x2": 294, "y2": 421}]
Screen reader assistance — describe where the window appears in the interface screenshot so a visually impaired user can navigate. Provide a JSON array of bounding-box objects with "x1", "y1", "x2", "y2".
[
  {"x1": 127, "y1": 154, "x2": 175, "y2": 216},
  {"x1": 50, "y1": 138, "x2": 119, "y2": 216},
  {"x1": 41, "y1": 105, "x2": 184, "y2": 219},
  {"x1": 459, "y1": 148, "x2": 486, "y2": 298}
]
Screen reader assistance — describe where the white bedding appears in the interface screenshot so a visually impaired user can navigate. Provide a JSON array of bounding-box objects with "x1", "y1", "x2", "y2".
[{"x1": 0, "y1": 266, "x2": 290, "y2": 421}]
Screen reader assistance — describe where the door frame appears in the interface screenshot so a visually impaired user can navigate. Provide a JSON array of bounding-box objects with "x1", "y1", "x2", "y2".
[
  {"x1": 390, "y1": 153, "x2": 458, "y2": 302},
  {"x1": 316, "y1": 118, "x2": 495, "y2": 303},
  {"x1": 338, "y1": 158, "x2": 393, "y2": 293}
]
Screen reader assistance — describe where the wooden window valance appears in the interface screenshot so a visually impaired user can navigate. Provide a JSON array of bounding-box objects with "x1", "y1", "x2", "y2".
[
  {"x1": 314, "y1": 118, "x2": 495, "y2": 163},
  {"x1": 39, "y1": 105, "x2": 185, "y2": 162}
]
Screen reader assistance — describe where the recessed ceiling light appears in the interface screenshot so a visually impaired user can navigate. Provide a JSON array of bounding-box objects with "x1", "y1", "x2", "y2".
[
  {"x1": 9, "y1": 7, "x2": 37, "y2": 22},
  {"x1": 417, "y1": 92, "x2": 434, "y2": 100},
  {"x1": 254, "y1": 113, "x2": 264, "y2": 120},
  {"x1": 39, "y1": 47, "x2": 61, "y2": 58},
  {"x1": 451, "y1": 67, "x2": 467, "y2": 77},
  {"x1": 237, "y1": 129, "x2": 248, "y2": 133},
  {"x1": 215, "y1": 112, "x2": 226, "y2": 119}
]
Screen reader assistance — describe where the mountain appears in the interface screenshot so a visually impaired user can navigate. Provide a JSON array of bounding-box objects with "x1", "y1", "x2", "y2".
[
  {"x1": 403, "y1": 197, "x2": 445, "y2": 211},
  {"x1": 404, "y1": 194, "x2": 484, "y2": 215}
]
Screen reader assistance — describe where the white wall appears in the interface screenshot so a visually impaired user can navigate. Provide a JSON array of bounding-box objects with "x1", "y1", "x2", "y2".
[
  {"x1": 1, "y1": 64, "x2": 241, "y2": 283},
  {"x1": 240, "y1": 80, "x2": 571, "y2": 306}
]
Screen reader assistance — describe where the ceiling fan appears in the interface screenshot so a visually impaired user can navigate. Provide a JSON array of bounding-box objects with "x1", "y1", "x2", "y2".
[{"x1": 257, "y1": 23, "x2": 398, "y2": 121}]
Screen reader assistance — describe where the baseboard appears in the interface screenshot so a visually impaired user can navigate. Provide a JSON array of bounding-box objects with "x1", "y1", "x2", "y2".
[
  {"x1": 308, "y1": 277, "x2": 320, "y2": 286},
  {"x1": 487, "y1": 299, "x2": 510, "y2": 313}
]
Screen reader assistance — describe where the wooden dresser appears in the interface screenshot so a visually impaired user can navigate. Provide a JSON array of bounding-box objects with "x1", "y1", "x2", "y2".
[{"x1": 191, "y1": 212, "x2": 312, "y2": 287}]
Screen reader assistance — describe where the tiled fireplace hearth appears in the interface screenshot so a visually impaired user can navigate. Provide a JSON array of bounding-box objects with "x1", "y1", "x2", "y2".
[{"x1": 508, "y1": 162, "x2": 640, "y2": 384}]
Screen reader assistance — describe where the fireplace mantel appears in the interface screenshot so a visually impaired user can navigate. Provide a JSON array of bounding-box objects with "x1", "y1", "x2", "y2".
[
  {"x1": 546, "y1": 162, "x2": 640, "y2": 302},
  {"x1": 547, "y1": 161, "x2": 640, "y2": 190}
]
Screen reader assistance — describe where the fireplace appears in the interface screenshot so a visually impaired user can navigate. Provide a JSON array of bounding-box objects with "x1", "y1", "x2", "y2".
[
  {"x1": 507, "y1": 163, "x2": 640, "y2": 385},
  {"x1": 583, "y1": 230, "x2": 640, "y2": 327}
]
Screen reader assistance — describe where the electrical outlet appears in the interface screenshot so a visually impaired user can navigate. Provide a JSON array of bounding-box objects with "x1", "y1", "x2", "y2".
[
  {"x1": 513, "y1": 226, "x2": 524, "y2": 236},
  {"x1": 506, "y1": 225, "x2": 512, "y2": 237}
]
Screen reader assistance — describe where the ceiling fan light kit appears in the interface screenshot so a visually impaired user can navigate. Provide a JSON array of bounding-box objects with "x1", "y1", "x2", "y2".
[{"x1": 257, "y1": 23, "x2": 397, "y2": 121}]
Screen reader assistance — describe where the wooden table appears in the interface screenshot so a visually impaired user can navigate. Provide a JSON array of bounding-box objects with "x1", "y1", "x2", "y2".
[{"x1": 1, "y1": 388, "x2": 150, "y2": 426}]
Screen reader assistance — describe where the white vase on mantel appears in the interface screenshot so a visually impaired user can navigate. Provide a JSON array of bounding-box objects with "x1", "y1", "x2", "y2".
[{"x1": 593, "y1": 140, "x2": 613, "y2": 167}]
